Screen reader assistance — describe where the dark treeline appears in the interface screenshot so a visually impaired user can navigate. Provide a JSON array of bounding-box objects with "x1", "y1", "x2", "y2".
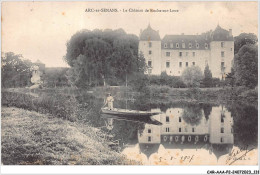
[
  {"x1": 1, "y1": 52, "x2": 33, "y2": 88},
  {"x1": 64, "y1": 28, "x2": 146, "y2": 88}
]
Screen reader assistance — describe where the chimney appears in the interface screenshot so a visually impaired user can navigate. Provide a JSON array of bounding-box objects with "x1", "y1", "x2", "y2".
[
  {"x1": 229, "y1": 29, "x2": 232, "y2": 37},
  {"x1": 140, "y1": 29, "x2": 143, "y2": 37}
]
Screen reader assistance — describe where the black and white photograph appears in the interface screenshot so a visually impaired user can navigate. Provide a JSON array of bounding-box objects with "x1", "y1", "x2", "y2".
[{"x1": 1, "y1": 1, "x2": 259, "y2": 173}]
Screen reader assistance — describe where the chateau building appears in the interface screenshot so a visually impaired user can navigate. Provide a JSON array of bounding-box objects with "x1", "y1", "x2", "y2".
[{"x1": 139, "y1": 24, "x2": 234, "y2": 78}]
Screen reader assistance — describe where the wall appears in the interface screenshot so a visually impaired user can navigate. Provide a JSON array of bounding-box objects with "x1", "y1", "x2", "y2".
[{"x1": 139, "y1": 40, "x2": 162, "y2": 75}]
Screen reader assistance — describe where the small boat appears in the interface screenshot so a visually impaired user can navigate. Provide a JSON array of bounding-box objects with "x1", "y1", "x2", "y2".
[{"x1": 101, "y1": 107, "x2": 161, "y2": 117}]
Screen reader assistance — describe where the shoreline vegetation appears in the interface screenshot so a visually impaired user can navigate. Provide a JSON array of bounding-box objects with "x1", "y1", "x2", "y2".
[{"x1": 1, "y1": 86, "x2": 257, "y2": 165}]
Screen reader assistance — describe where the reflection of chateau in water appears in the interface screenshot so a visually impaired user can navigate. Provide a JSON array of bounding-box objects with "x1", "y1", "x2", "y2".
[{"x1": 138, "y1": 106, "x2": 234, "y2": 160}]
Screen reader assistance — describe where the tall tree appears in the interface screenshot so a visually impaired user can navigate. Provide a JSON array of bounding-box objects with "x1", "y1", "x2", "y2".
[
  {"x1": 234, "y1": 44, "x2": 258, "y2": 88},
  {"x1": 64, "y1": 29, "x2": 146, "y2": 88},
  {"x1": 203, "y1": 64, "x2": 213, "y2": 87},
  {"x1": 234, "y1": 33, "x2": 258, "y2": 54},
  {"x1": 181, "y1": 66, "x2": 203, "y2": 87},
  {"x1": 1, "y1": 52, "x2": 33, "y2": 88}
]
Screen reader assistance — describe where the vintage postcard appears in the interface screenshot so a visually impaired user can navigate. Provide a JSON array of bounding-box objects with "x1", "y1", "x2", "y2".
[{"x1": 1, "y1": 1, "x2": 259, "y2": 174}]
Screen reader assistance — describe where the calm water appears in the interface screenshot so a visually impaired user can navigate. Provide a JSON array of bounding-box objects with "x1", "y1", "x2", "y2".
[{"x1": 76, "y1": 94, "x2": 258, "y2": 165}]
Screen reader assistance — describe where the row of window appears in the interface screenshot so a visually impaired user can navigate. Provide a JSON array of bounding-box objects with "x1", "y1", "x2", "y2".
[
  {"x1": 164, "y1": 127, "x2": 196, "y2": 133},
  {"x1": 163, "y1": 42, "x2": 209, "y2": 49},
  {"x1": 148, "y1": 41, "x2": 226, "y2": 49},
  {"x1": 148, "y1": 136, "x2": 226, "y2": 143},
  {"x1": 148, "y1": 127, "x2": 232, "y2": 134},
  {"x1": 148, "y1": 60, "x2": 224, "y2": 69},
  {"x1": 148, "y1": 50, "x2": 226, "y2": 58}
]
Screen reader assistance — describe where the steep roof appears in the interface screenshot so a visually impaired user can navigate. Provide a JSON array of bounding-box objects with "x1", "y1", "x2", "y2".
[
  {"x1": 162, "y1": 35, "x2": 210, "y2": 50},
  {"x1": 139, "y1": 143, "x2": 160, "y2": 158},
  {"x1": 160, "y1": 25, "x2": 233, "y2": 50},
  {"x1": 140, "y1": 24, "x2": 161, "y2": 41},
  {"x1": 211, "y1": 25, "x2": 233, "y2": 41},
  {"x1": 211, "y1": 144, "x2": 233, "y2": 160}
]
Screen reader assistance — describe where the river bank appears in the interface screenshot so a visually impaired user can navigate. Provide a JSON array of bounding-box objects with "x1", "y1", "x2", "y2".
[{"x1": 1, "y1": 107, "x2": 139, "y2": 165}]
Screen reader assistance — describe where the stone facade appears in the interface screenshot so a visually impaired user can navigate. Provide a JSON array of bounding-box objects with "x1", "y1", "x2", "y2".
[{"x1": 139, "y1": 24, "x2": 234, "y2": 79}]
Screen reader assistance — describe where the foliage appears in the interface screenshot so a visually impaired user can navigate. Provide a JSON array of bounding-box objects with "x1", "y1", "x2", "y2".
[
  {"x1": 181, "y1": 104, "x2": 203, "y2": 126},
  {"x1": 234, "y1": 44, "x2": 258, "y2": 88},
  {"x1": 203, "y1": 64, "x2": 213, "y2": 87},
  {"x1": 226, "y1": 102, "x2": 258, "y2": 147},
  {"x1": 1, "y1": 91, "x2": 78, "y2": 122},
  {"x1": 1, "y1": 52, "x2": 33, "y2": 88},
  {"x1": 148, "y1": 72, "x2": 186, "y2": 88},
  {"x1": 43, "y1": 67, "x2": 70, "y2": 87},
  {"x1": 234, "y1": 33, "x2": 258, "y2": 54},
  {"x1": 128, "y1": 72, "x2": 150, "y2": 93},
  {"x1": 181, "y1": 66, "x2": 203, "y2": 87},
  {"x1": 64, "y1": 29, "x2": 146, "y2": 88}
]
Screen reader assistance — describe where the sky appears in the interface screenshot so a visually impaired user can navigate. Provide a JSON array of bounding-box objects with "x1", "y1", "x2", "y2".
[{"x1": 2, "y1": 1, "x2": 258, "y2": 67}]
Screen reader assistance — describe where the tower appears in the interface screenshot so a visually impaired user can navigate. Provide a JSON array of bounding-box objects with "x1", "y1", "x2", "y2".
[
  {"x1": 139, "y1": 24, "x2": 162, "y2": 75},
  {"x1": 209, "y1": 25, "x2": 234, "y2": 79}
]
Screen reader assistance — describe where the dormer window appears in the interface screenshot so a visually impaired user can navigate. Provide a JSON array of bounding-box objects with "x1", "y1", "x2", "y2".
[
  {"x1": 196, "y1": 43, "x2": 199, "y2": 49},
  {"x1": 164, "y1": 43, "x2": 167, "y2": 48},
  {"x1": 176, "y1": 43, "x2": 179, "y2": 48},
  {"x1": 205, "y1": 43, "x2": 208, "y2": 49},
  {"x1": 221, "y1": 42, "x2": 224, "y2": 48},
  {"x1": 189, "y1": 43, "x2": 192, "y2": 48},
  {"x1": 182, "y1": 43, "x2": 185, "y2": 48},
  {"x1": 149, "y1": 42, "x2": 152, "y2": 48}
]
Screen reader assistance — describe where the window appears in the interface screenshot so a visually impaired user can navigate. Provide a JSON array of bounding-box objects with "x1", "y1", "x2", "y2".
[
  {"x1": 166, "y1": 116, "x2": 170, "y2": 122},
  {"x1": 164, "y1": 43, "x2": 167, "y2": 48},
  {"x1": 192, "y1": 52, "x2": 195, "y2": 57},
  {"x1": 148, "y1": 129, "x2": 151, "y2": 133},
  {"x1": 179, "y1": 52, "x2": 182, "y2": 57},
  {"x1": 221, "y1": 42, "x2": 224, "y2": 48},
  {"x1": 192, "y1": 128, "x2": 195, "y2": 132},
  {"x1": 186, "y1": 52, "x2": 189, "y2": 56},
  {"x1": 179, "y1": 128, "x2": 181, "y2": 132},
  {"x1": 221, "y1": 62, "x2": 225, "y2": 71},
  {"x1": 179, "y1": 117, "x2": 181, "y2": 122},
  {"x1": 166, "y1": 52, "x2": 170, "y2": 57},
  {"x1": 189, "y1": 43, "x2": 192, "y2": 48},
  {"x1": 221, "y1": 51, "x2": 225, "y2": 57},
  {"x1": 220, "y1": 137, "x2": 224, "y2": 143},
  {"x1": 149, "y1": 42, "x2": 152, "y2": 48},
  {"x1": 166, "y1": 62, "x2": 170, "y2": 68},
  {"x1": 221, "y1": 127, "x2": 224, "y2": 133},
  {"x1": 176, "y1": 43, "x2": 179, "y2": 48},
  {"x1": 148, "y1": 61, "x2": 152, "y2": 67},
  {"x1": 205, "y1": 43, "x2": 208, "y2": 49},
  {"x1": 192, "y1": 62, "x2": 195, "y2": 66},
  {"x1": 166, "y1": 127, "x2": 170, "y2": 132},
  {"x1": 221, "y1": 114, "x2": 224, "y2": 123},
  {"x1": 170, "y1": 43, "x2": 173, "y2": 48},
  {"x1": 182, "y1": 43, "x2": 185, "y2": 48},
  {"x1": 196, "y1": 43, "x2": 199, "y2": 49},
  {"x1": 149, "y1": 50, "x2": 152, "y2": 55},
  {"x1": 186, "y1": 62, "x2": 188, "y2": 67},
  {"x1": 148, "y1": 136, "x2": 151, "y2": 142},
  {"x1": 179, "y1": 62, "x2": 182, "y2": 68}
]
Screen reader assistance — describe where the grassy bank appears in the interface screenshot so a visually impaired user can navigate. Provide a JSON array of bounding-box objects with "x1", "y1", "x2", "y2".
[{"x1": 1, "y1": 107, "x2": 139, "y2": 165}]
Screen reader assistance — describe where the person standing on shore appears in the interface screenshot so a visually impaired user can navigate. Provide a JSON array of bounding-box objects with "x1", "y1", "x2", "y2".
[{"x1": 104, "y1": 93, "x2": 114, "y2": 110}]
